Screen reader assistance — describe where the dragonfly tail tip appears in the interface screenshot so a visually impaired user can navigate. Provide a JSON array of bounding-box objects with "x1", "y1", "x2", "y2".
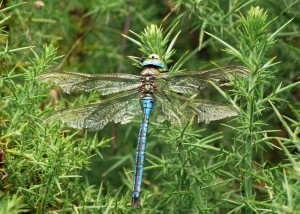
[{"x1": 131, "y1": 197, "x2": 140, "y2": 208}]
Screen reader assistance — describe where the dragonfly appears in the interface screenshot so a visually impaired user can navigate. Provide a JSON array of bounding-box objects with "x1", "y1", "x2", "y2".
[{"x1": 37, "y1": 53, "x2": 248, "y2": 207}]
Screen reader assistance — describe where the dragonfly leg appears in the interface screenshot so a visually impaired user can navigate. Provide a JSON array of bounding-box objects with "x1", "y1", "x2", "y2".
[{"x1": 138, "y1": 95, "x2": 144, "y2": 111}]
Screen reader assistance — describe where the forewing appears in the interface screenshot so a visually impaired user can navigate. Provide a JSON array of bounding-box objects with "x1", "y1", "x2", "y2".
[
  {"x1": 153, "y1": 91, "x2": 237, "y2": 127},
  {"x1": 157, "y1": 66, "x2": 249, "y2": 95},
  {"x1": 37, "y1": 70, "x2": 141, "y2": 95},
  {"x1": 44, "y1": 90, "x2": 141, "y2": 131}
]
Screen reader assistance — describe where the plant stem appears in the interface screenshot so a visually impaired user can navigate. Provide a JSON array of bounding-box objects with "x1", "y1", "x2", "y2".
[{"x1": 244, "y1": 71, "x2": 256, "y2": 201}]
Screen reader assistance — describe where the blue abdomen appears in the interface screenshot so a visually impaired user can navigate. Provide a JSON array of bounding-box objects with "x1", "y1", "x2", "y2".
[{"x1": 132, "y1": 94, "x2": 154, "y2": 207}]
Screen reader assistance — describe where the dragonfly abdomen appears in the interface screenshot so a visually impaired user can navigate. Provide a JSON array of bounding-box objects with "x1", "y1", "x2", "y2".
[{"x1": 132, "y1": 94, "x2": 154, "y2": 207}]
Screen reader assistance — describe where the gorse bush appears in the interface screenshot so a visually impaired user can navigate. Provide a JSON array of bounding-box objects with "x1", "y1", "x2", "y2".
[{"x1": 1, "y1": 1, "x2": 300, "y2": 213}]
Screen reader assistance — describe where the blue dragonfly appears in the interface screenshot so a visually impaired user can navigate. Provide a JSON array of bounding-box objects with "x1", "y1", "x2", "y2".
[{"x1": 37, "y1": 53, "x2": 248, "y2": 207}]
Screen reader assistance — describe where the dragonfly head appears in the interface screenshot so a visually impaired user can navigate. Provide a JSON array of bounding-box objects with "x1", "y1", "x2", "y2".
[{"x1": 142, "y1": 54, "x2": 163, "y2": 68}]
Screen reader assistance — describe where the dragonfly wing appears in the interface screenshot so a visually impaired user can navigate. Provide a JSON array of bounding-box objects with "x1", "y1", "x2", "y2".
[
  {"x1": 158, "y1": 66, "x2": 249, "y2": 95},
  {"x1": 37, "y1": 71, "x2": 141, "y2": 95},
  {"x1": 153, "y1": 92, "x2": 194, "y2": 127},
  {"x1": 44, "y1": 90, "x2": 141, "y2": 131},
  {"x1": 153, "y1": 91, "x2": 237, "y2": 126},
  {"x1": 191, "y1": 100, "x2": 237, "y2": 123}
]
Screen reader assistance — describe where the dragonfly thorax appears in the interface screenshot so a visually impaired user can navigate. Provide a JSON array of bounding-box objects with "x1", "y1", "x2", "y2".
[{"x1": 140, "y1": 67, "x2": 160, "y2": 94}]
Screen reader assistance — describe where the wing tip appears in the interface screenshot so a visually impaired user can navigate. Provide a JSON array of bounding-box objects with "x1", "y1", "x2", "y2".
[{"x1": 197, "y1": 106, "x2": 239, "y2": 124}]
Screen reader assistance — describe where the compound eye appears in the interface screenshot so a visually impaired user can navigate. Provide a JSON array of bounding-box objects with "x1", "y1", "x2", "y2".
[{"x1": 149, "y1": 54, "x2": 159, "y2": 59}]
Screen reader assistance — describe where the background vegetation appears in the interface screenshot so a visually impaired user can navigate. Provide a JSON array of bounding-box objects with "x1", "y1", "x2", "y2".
[{"x1": 1, "y1": 0, "x2": 300, "y2": 213}]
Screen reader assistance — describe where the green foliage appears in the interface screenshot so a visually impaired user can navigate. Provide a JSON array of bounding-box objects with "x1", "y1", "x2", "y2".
[
  {"x1": 1, "y1": 0, "x2": 300, "y2": 213},
  {"x1": 0, "y1": 195, "x2": 27, "y2": 214},
  {"x1": 208, "y1": 6, "x2": 297, "y2": 213},
  {"x1": 124, "y1": 23, "x2": 180, "y2": 69}
]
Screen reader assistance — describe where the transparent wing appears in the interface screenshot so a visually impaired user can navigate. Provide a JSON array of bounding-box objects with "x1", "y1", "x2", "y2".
[
  {"x1": 153, "y1": 91, "x2": 237, "y2": 127},
  {"x1": 157, "y1": 66, "x2": 249, "y2": 95},
  {"x1": 153, "y1": 92, "x2": 192, "y2": 127},
  {"x1": 44, "y1": 90, "x2": 141, "y2": 131},
  {"x1": 191, "y1": 99, "x2": 238, "y2": 123},
  {"x1": 37, "y1": 70, "x2": 141, "y2": 95}
]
